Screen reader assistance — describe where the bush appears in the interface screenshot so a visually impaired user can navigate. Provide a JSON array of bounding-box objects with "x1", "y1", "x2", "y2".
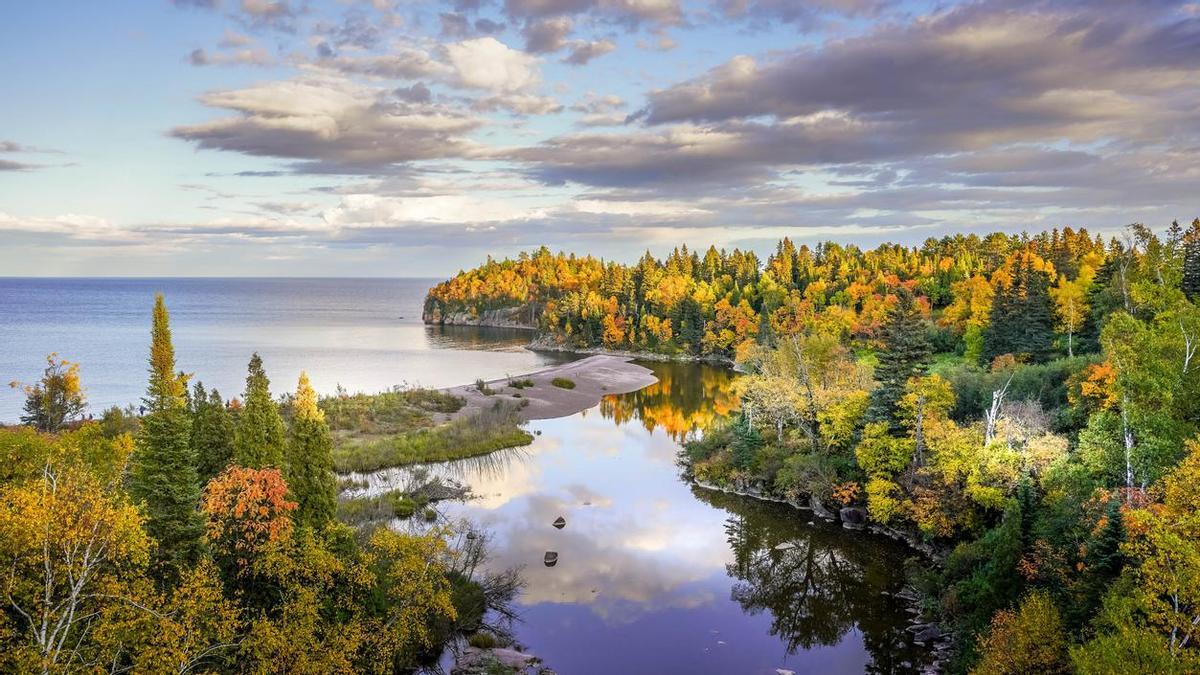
[
  {"x1": 507, "y1": 377, "x2": 534, "y2": 389},
  {"x1": 551, "y1": 377, "x2": 575, "y2": 389},
  {"x1": 475, "y1": 379, "x2": 497, "y2": 396}
]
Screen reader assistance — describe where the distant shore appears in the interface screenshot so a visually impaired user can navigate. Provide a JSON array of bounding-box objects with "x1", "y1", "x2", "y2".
[{"x1": 442, "y1": 354, "x2": 660, "y2": 422}]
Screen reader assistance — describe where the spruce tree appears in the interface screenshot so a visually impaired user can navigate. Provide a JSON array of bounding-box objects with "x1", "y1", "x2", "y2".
[
  {"x1": 1073, "y1": 499, "x2": 1126, "y2": 628},
  {"x1": 233, "y1": 353, "x2": 286, "y2": 469},
  {"x1": 285, "y1": 372, "x2": 337, "y2": 529},
  {"x1": 1182, "y1": 218, "x2": 1200, "y2": 302},
  {"x1": 866, "y1": 289, "x2": 931, "y2": 428},
  {"x1": 191, "y1": 380, "x2": 235, "y2": 484},
  {"x1": 983, "y1": 257, "x2": 1055, "y2": 364},
  {"x1": 130, "y1": 294, "x2": 205, "y2": 580}
]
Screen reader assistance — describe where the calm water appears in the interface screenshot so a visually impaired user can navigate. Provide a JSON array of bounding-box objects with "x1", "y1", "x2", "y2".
[
  {"x1": 0, "y1": 278, "x2": 572, "y2": 423},
  {"x1": 360, "y1": 363, "x2": 932, "y2": 675}
]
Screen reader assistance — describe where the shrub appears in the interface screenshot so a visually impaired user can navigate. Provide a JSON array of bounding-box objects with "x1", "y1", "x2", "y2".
[
  {"x1": 475, "y1": 379, "x2": 497, "y2": 396},
  {"x1": 551, "y1": 377, "x2": 575, "y2": 389},
  {"x1": 507, "y1": 377, "x2": 534, "y2": 389}
]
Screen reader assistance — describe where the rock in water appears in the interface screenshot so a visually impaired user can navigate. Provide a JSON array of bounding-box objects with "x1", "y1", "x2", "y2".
[
  {"x1": 552, "y1": 516, "x2": 566, "y2": 529},
  {"x1": 839, "y1": 506, "x2": 868, "y2": 530},
  {"x1": 544, "y1": 551, "x2": 558, "y2": 567}
]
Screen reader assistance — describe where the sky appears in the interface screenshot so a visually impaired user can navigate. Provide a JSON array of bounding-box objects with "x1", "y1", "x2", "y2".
[{"x1": 1, "y1": 0, "x2": 1198, "y2": 277}]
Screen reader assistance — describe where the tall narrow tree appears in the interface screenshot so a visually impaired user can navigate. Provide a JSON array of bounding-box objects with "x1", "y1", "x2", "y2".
[
  {"x1": 191, "y1": 381, "x2": 235, "y2": 484},
  {"x1": 866, "y1": 289, "x2": 931, "y2": 429},
  {"x1": 1182, "y1": 218, "x2": 1200, "y2": 302},
  {"x1": 129, "y1": 294, "x2": 205, "y2": 579},
  {"x1": 285, "y1": 372, "x2": 337, "y2": 529},
  {"x1": 233, "y1": 353, "x2": 285, "y2": 469}
]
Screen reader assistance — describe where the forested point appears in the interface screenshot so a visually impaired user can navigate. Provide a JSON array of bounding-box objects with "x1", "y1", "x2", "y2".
[
  {"x1": 426, "y1": 221, "x2": 1200, "y2": 672},
  {"x1": 0, "y1": 295, "x2": 519, "y2": 674}
]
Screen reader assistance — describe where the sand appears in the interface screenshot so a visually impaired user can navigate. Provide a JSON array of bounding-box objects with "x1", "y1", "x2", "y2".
[{"x1": 442, "y1": 355, "x2": 659, "y2": 422}]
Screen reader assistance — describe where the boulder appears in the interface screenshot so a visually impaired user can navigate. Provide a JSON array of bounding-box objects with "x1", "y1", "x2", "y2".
[
  {"x1": 544, "y1": 551, "x2": 558, "y2": 567},
  {"x1": 552, "y1": 516, "x2": 566, "y2": 529},
  {"x1": 809, "y1": 494, "x2": 836, "y2": 521},
  {"x1": 839, "y1": 507, "x2": 868, "y2": 530}
]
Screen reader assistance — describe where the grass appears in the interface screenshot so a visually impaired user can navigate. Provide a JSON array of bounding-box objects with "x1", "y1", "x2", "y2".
[
  {"x1": 332, "y1": 402, "x2": 533, "y2": 473},
  {"x1": 337, "y1": 489, "x2": 421, "y2": 524},
  {"x1": 551, "y1": 377, "x2": 576, "y2": 389},
  {"x1": 319, "y1": 387, "x2": 463, "y2": 437},
  {"x1": 475, "y1": 378, "x2": 498, "y2": 396},
  {"x1": 506, "y1": 377, "x2": 534, "y2": 389}
]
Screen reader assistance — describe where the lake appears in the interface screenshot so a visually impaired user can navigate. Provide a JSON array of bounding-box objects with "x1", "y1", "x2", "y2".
[
  {"x1": 1, "y1": 278, "x2": 931, "y2": 673},
  {"x1": 0, "y1": 278, "x2": 572, "y2": 423}
]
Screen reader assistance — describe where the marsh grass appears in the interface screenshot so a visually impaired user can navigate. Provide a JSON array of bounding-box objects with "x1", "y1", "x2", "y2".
[{"x1": 332, "y1": 401, "x2": 533, "y2": 473}]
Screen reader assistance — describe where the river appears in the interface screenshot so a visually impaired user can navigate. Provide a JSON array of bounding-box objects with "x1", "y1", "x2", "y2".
[{"x1": 358, "y1": 362, "x2": 934, "y2": 674}]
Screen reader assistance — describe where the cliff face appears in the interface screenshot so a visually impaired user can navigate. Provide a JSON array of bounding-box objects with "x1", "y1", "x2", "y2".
[{"x1": 422, "y1": 304, "x2": 536, "y2": 330}]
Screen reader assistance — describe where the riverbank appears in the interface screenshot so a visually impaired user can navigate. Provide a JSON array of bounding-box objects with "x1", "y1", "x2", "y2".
[
  {"x1": 525, "y1": 337, "x2": 736, "y2": 366},
  {"x1": 443, "y1": 354, "x2": 659, "y2": 422}
]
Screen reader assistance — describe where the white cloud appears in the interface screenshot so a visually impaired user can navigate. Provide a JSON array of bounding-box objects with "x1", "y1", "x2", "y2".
[{"x1": 444, "y1": 37, "x2": 542, "y2": 93}]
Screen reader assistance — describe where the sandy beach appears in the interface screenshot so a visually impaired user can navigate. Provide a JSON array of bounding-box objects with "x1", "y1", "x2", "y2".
[{"x1": 442, "y1": 355, "x2": 659, "y2": 422}]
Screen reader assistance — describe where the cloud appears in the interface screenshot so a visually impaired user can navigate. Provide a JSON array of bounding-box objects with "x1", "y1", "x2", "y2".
[
  {"x1": 563, "y1": 38, "x2": 616, "y2": 64},
  {"x1": 444, "y1": 37, "x2": 542, "y2": 92},
  {"x1": 312, "y1": 48, "x2": 449, "y2": 80},
  {"x1": 238, "y1": 0, "x2": 299, "y2": 32},
  {"x1": 712, "y1": 0, "x2": 884, "y2": 31},
  {"x1": 472, "y1": 92, "x2": 564, "y2": 115},
  {"x1": 189, "y1": 45, "x2": 274, "y2": 67},
  {"x1": 171, "y1": 76, "x2": 485, "y2": 171},
  {"x1": 523, "y1": 16, "x2": 574, "y2": 52},
  {"x1": 503, "y1": 0, "x2": 683, "y2": 28},
  {"x1": 323, "y1": 193, "x2": 544, "y2": 226}
]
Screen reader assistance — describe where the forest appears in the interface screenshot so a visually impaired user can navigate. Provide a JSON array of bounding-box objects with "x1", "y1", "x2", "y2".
[
  {"x1": 429, "y1": 221, "x2": 1200, "y2": 673},
  {"x1": 0, "y1": 297, "x2": 521, "y2": 673}
]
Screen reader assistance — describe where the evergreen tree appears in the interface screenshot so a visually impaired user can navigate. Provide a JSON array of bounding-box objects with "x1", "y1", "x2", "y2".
[
  {"x1": 730, "y1": 412, "x2": 763, "y2": 471},
  {"x1": 866, "y1": 289, "x2": 931, "y2": 428},
  {"x1": 673, "y1": 296, "x2": 705, "y2": 355},
  {"x1": 983, "y1": 257, "x2": 1055, "y2": 364},
  {"x1": 1072, "y1": 499, "x2": 1126, "y2": 628},
  {"x1": 233, "y1": 353, "x2": 285, "y2": 469},
  {"x1": 285, "y1": 372, "x2": 337, "y2": 529},
  {"x1": 1182, "y1": 218, "x2": 1200, "y2": 301},
  {"x1": 129, "y1": 294, "x2": 205, "y2": 580},
  {"x1": 191, "y1": 380, "x2": 235, "y2": 484}
]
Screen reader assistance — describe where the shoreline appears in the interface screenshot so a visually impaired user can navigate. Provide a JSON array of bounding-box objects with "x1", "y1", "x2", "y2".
[{"x1": 441, "y1": 354, "x2": 660, "y2": 423}]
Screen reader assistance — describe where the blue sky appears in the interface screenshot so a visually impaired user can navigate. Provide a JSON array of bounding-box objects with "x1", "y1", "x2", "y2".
[{"x1": 2, "y1": 0, "x2": 1198, "y2": 276}]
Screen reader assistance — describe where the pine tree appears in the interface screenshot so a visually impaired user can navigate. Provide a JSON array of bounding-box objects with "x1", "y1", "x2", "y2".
[
  {"x1": 983, "y1": 257, "x2": 1055, "y2": 364},
  {"x1": 673, "y1": 296, "x2": 705, "y2": 355},
  {"x1": 1182, "y1": 218, "x2": 1200, "y2": 302},
  {"x1": 129, "y1": 294, "x2": 205, "y2": 580},
  {"x1": 1072, "y1": 499, "x2": 1126, "y2": 629},
  {"x1": 191, "y1": 381, "x2": 235, "y2": 484},
  {"x1": 866, "y1": 290, "x2": 931, "y2": 428},
  {"x1": 285, "y1": 372, "x2": 337, "y2": 529},
  {"x1": 233, "y1": 353, "x2": 285, "y2": 469}
]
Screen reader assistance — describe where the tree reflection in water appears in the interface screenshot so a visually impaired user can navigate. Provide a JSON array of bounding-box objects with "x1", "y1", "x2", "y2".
[
  {"x1": 695, "y1": 488, "x2": 933, "y2": 674},
  {"x1": 600, "y1": 361, "x2": 739, "y2": 441}
]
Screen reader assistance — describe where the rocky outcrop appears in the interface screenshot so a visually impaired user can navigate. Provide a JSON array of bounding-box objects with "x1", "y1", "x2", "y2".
[
  {"x1": 424, "y1": 305, "x2": 536, "y2": 330},
  {"x1": 453, "y1": 647, "x2": 553, "y2": 675},
  {"x1": 840, "y1": 506, "x2": 868, "y2": 530}
]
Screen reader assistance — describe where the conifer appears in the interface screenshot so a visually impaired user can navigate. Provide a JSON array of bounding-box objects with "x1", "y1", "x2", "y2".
[
  {"x1": 1182, "y1": 218, "x2": 1200, "y2": 301},
  {"x1": 191, "y1": 380, "x2": 235, "y2": 484},
  {"x1": 233, "y1": 353, "x2": 285, "y2": 469},
  {"x1": 866, "y1": 289, "x2": 931, "y2": 428},
  {"x1": 285, "y1": 372, "x2": 337, "y2": 529},
  {"x1": 130, "y1": 294, "x2": 205, "y2": 579}
]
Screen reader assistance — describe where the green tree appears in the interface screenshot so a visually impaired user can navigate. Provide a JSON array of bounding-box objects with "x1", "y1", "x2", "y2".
[
  {"x1": 285, "y1": 372, "x2": 337, "y2": 529},
  {"x1": 191, "y1": 381, "x2": 234, "y2": 484},
  {"x1": 129, "y1": 294, "x2": 206, "y2": 580},
  {"x1": 866, "y1": 289, "x2": 931, "y2": 428},
  {"x1": 1180, "y1": 219, "x2": 1200, "y2": 302},
  {"x1": 10, "y1": 353, "x2": 87, "y2": 432},
  {"x1": 233, "y1": 353, "x2": 285, "y2": 469},
  {"x1": 984, "y1": 256, "x2": 1056, "y2": 364}
]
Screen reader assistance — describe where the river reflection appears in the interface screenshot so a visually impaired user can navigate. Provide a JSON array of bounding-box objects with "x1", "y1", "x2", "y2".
[
  {"x1": 361, "y1": 363, "x2": 929, "y2": 674},
  {"x1": 600, "y1": 361, "x2": 740, "y2": 441}
]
